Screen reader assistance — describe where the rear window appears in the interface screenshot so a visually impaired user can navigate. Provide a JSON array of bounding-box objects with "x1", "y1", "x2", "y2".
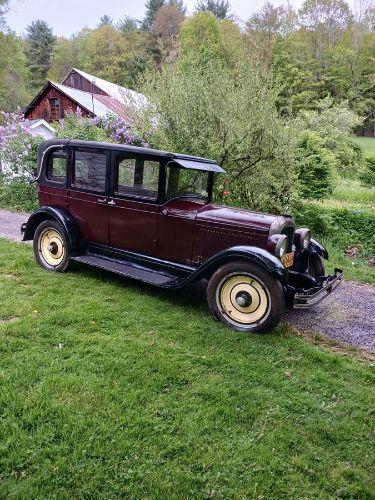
[
  {"x1": 46, "y1": 149, "x2": 67, "y2": 184},
  {"x1": 72, "y1": 150, "x2": 107, "y2": 192}
]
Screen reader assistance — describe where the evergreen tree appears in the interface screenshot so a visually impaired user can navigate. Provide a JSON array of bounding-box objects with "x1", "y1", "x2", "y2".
[
  {"x1": 25, "y1": 19, "x2": 56, "y2": 89},
  {"x1": 195, "y1": 0, "x2": 231, "y2": 20},
  {"x1": 142, "y1": 0, "x2": 166, "y2": 30},
  {"x1": 118, "y1": 15, "x2": 139, "y2": 33},
  {"x1": 98, "y1": 15, "x2": 113, "y2": 28}
]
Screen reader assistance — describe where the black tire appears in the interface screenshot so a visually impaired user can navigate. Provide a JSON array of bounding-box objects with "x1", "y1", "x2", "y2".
[
  {"x1": 33, "y1": 220, "x2": 71, "y2": 272},
  {"x1": 308, "y1": 253, "x2": 325, "y2": 278},
  {"x1": 206, "y1": 261, "x2": 285, "y2": 333}
]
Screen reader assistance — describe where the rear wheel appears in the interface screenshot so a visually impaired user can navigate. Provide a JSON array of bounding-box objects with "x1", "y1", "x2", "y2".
[
  {"x1": 33, "y1": 220, "x2": 71, "y2": 272},
  {"x1": 207, "y1": 261, "x2": 285, "y2": 333}
]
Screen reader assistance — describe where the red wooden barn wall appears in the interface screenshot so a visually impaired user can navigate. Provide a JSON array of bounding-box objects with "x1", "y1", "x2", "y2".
[
  {"x1": 25, "y1": 85, "x2": 92, "y2": 122},
  {"x1": 62, "y1": 70, "x2": 106, "y2": 96}
]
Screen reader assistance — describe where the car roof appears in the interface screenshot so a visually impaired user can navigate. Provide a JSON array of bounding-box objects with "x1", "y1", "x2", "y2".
[{"x1": 39, "y1": 139, "x2": 225, "y2": 173}]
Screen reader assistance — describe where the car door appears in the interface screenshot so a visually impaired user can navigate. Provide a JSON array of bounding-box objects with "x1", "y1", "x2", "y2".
[
  {"x1": 108, "y1": 153, "x2": 160, "y2": 255},
  {"x1": 67, "y1": 147, "x2": 109, "y2": 244}
]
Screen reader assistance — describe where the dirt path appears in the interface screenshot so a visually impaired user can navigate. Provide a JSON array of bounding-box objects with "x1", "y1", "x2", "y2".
[{"x1": 1, "y1": 208, "x2": 374, "y2": 352}]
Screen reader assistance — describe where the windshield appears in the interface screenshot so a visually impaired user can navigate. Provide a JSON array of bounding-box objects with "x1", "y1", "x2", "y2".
[{"x1": 166, "y1": 165, "x2": 209, "y2": 200}]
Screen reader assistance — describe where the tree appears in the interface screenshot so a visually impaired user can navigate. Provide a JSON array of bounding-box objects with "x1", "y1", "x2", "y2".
[
  {"x1": 97, "y1": 15, "x2": 113, "y2": 28},
  {"x1": 142, "y1": 0, "x2": 166, "y2": 30},
  {"x1": 0, "y1": 32, "x2": 30, "y2": 111},
  {"x1": 118, "y1": 16, "x2": 139, "y2": 33},
  {"x1": 79, "y1": 25, "x2": 130, "y2": 85},
  {"x1": 299, "y1": 0, "x2": 353, "y2": 52},
  {"x1": 152, "y1": 4, "x2": 185, "y2": 37},
  {"x1": 48, "y1": 36, "x2": 81, "y2": 82},
  {"x1": 0, "y1": 0, "x2": 9, "y2": 30},
  {"x1": 195, "y1": 0, "x2": 231, "y2": 20},
  {"x1": 141, "y1": 50, "x2": 298, "y2": 212},
  {"x1": 25, "y1": 19, "x2": 56, "y2": 89}
]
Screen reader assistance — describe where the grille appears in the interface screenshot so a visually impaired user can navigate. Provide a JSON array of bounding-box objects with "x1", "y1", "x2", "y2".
[{"x1": 281, "y1": 224, "x2": 295, "y2": 252}]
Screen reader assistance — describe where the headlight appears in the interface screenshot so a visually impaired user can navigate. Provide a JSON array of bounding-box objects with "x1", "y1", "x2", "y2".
[
  {"x1": 294, "y1": 228, "x2": 311, "y2": 250},
  {"x1": 276, "y1": 235, "x2": 288, "y2": 257},
  {"x1": 268, "y1": 234, "x2": 288, "y2": 258}
]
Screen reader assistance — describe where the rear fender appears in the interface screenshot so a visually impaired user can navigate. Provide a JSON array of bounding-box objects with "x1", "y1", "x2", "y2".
[
  {"x1": 185, "y1": 246, "x2": 287, "y2": 284},
  {"x1": 22, "y1": 206, "x2": 82, "y2": 254}
]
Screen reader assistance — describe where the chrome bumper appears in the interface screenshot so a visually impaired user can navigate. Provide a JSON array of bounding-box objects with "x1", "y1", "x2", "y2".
[{"x1": 293, "y1": 268, "x2": 343, "y2": 309}]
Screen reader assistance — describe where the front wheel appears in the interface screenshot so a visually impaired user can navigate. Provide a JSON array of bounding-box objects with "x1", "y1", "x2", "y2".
[
  {"x1": 33, "y1": 220, "x2": 71, "y2": 272},
  {"x1": 207, "y1": 261, "x2": 285, "y2": 333}
]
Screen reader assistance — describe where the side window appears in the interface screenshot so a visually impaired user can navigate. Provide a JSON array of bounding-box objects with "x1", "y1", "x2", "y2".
[
  {"x1": 115, "y1": 157, "x2": 159, "y2": 200},
  {"x1": 72, "y1": 150, "x2": 107, "y2": 192},
  {"x1": 46, "y1": 149, "x2": 67, "y2": 184}
]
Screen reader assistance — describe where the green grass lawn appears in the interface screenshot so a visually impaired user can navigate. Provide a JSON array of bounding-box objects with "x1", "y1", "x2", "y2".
[
  {"x1": 351, "y1": 136, "x2": 375, "y2": 154},
  {"x1": 0, "y1": 239, "x2": 374, "y2": 498}
]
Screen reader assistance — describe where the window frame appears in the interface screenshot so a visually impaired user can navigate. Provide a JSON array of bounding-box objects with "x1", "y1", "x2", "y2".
[
  {"x1": 67, "y1": 146, "x2": 110, "y2": 196},
  {"x1": 42, "y1": 147, "x2": 68, "y2": 187},
  {"x1": 109, "y1": 151, "x2": 163, "y2": 204}
]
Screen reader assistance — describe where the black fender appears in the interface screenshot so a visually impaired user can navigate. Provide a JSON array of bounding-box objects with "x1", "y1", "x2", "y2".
[
  {"x1": 21, "y1": 206, "x2": 82, "y2": 254},
  {"x1": 184, "y1": 245, "x2": 287, "y2": 285},
  {"x1": 309, "y1": 238, "x2": 329, "y2": 260}
]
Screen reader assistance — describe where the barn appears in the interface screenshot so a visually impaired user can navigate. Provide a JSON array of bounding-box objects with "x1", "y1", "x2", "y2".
[{"x1": 24, "y1": 68, "x2": 146, "y2": 123}]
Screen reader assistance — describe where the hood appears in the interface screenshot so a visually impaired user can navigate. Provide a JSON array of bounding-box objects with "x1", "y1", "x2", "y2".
[{"x1": 196, "y1": 204, "x2": 291, "y2": 234}]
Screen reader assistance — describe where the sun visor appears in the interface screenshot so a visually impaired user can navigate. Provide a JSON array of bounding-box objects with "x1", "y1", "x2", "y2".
[{"x1": 171, "y1": 158, "x2": 225, "y2": 173}]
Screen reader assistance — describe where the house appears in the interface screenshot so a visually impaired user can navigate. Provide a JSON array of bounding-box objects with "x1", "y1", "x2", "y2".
[
  {"x1": 24, "y1": 68, "x2": 146, "y2": 123},
  {"x1": 25, "y1": 119, "x2": 56, "y2": 139}
]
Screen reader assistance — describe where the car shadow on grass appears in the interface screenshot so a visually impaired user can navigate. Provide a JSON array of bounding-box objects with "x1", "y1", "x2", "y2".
[{"x1": 69, "y1": 260, "x2": 208, "y2": 312}]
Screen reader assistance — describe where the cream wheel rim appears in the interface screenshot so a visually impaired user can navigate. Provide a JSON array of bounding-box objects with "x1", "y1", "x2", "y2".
[
  {"x1": 217, "y1": 274, "x2": 270, "y2": 325},
  {"x1": 39, "y1": 229, "x2": 65, "y2": 267}
]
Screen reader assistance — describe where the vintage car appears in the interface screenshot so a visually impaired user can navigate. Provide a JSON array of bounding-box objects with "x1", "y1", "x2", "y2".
[{"x1": 22, "y1": 139, "x2": 343, "y2": 333}]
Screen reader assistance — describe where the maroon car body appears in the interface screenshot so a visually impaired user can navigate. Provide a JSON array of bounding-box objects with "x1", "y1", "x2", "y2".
[{"x1": 22, "y1": 139, "x2": 343, "y2": 333}]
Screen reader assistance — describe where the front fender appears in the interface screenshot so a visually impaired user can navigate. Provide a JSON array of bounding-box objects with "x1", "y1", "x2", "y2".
[
  {"x1": 185, "y1": 246, "x2": 287, "y2": 284},
  {"x1": 22, "y1": 206, "x2": 81, "y2": 253},
  {"x1": 309, "y1": 238, "x2": 329, "y2": 260}
]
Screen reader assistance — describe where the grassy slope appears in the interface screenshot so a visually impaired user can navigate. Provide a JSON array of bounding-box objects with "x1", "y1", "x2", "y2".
[
  {"x1": 351, "y1": 136, "x2": 375, "y2": 154},
  {"x1": 0, "y1": 239, "x2": 374, "y2": 498}
]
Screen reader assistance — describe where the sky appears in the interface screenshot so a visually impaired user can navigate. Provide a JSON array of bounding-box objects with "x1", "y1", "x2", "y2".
[{"x1": 6, "y1": 0, "x2": 304, "y2": 37}]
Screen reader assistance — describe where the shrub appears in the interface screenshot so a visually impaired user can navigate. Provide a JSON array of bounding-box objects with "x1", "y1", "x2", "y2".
[
  {"x1": 0, "y1": 111, "x2": 43, "y2": 183},
  {"x1": 55, "y1": 110, "x2": 110, "y2": 142},
  {"x1": 0, "y1": 176, "x2": 38, "y2": 212},
  {"x1": 359, "y1": 154, "x2": 375, "y2": 188},
  {"x1": 293, "y1": 201, "x2": 375, "y2": 257},
  {"x1": 141, "y1": 57, "x2": 298, "y2": 213},
  {"x1": 295, "y1": 131, "x2": 334, "y2": 199}
]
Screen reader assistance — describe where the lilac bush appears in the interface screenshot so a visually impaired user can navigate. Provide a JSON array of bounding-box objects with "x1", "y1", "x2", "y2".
[
  {"x1": 0, "y1": 110, "x2": 41, "y2": 183},
  {"x1": 99, "y1": 115, "x2": 151, "y2": 148}
]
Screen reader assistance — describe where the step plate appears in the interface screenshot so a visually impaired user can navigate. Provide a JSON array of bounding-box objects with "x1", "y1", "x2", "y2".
[{"x1": 72, "y1": 254, "x2": 183, "y2": 287}]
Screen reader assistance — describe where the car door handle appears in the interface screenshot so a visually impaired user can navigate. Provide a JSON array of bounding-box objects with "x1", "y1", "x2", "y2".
[
  {"x1": 108, "y1": 199, "x2": 116, "y2": 206},
  {"x1": 97, "y1": 198, "x2": 107, "y2": 203},
  {"x1": 162, "y1": 209, "x2": 168, "y2": 216}
]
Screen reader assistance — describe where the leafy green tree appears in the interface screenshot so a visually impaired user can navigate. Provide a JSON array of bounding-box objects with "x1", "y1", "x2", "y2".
[
  {"x1": 79, "y1": 26, "x2": 130, "y2": 84},
  {"x1": 48, "y1": 36, "x2": 81, "y2": 82},
  {"x1": 142, "y1": 0, "x2": 166, "y2": 30},
  {"x1": 141, "y1": 44, "x2": 298, "y2": 212},
  {"x1": 25, "y1": 19, "x2": 56, "y2": 89},
  {"x1": 0, "y1": 32, "x2": 30, "y2": 110},
  {"x1": 196, "y1": 0, "x2": 231, "y2": 19}
]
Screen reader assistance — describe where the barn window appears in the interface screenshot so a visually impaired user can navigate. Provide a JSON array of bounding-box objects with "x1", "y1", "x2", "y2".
[{"x1": 49, "y1": 98, "x2": 61, "y2": 120}]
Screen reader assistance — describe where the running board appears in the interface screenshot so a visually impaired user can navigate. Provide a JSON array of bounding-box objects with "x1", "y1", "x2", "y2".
[{"x1": 71, "y1": 254, "x2": 185, "y2": 288}]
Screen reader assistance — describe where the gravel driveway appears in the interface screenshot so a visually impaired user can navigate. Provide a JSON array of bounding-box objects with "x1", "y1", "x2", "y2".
[{"x1": 1, "y1": 208, "x2": 374, "y2": 352}]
